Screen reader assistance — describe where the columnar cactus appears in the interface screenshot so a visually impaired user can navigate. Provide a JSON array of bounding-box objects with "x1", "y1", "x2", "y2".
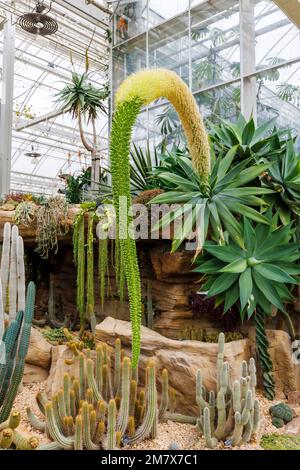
[
  {"x1": 29, "y1": 339, "x2": 163, "y2": 450},
  {"x1": 0, "y1": 410, "x2": 39, "y2": 450},
  {"x1": 196, "y1": 333, "x2": 260, "y2": 448}
]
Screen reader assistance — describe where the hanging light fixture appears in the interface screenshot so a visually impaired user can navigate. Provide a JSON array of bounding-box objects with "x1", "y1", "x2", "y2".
[
  {"x1": 24, "y1": 145, "x2": 42, "y2": 164},
  {"x1": 18, "y1": 1, "x2": 58, "y2": 36}
]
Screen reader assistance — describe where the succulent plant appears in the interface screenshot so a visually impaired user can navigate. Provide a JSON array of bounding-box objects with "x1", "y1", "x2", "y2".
[
  {"x1": 269, "y1": 403, "x2": 293, "y2": 428},
  {"x1": 28, "y1": 339, "x2": 163, "y2": 450},
  {"x1": 196, "y1": 333, "x2": 260, "y2": 448}
]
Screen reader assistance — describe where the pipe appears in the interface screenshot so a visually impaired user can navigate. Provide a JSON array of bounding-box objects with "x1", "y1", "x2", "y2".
[{"x1": 85, "y1": 0, "x2": 111, "y2": 16}]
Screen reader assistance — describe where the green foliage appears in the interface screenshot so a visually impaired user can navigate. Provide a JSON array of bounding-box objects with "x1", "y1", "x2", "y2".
[
  {"x1": 42, "y1": 327, "x2": 66, "y2": 344},
  {"x1": 261, "y1": 434, "x2": 300, "y2": 450},
  {"x1": 73, "y1": 211, "x2": 85, "y2": 326},
  {"x1": 151, "y1": 147, "x2": 272, "y2": 253},
  {"x1": 130, "y1": 144, "x2": 162, "y2": 194},
  {"x1": 110, "y1": 98, "x2": 144, "y2": 369},
  {"x1": 63, "y1": 168, "x2": 91, "y2": 204},
  {"x1": 56, "y1": 72, "x2": 109, "y2": 122},
  {"x1": 209, "y1": 114, "x2": 286, "y2": 163},
  {"x1": 194, "y1": 215, "x2": 300, "y2": 318},
  {"x1": 86, "y1": 212, "x2": 95, "y2": 322},
  {"x1": 261, "y1": 137, "x2": 300, "y2": 222}
]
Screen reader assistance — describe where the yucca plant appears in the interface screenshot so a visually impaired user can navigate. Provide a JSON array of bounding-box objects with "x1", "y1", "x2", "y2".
[
  {"x1": 209, "y1": 114, "x2": 286, "y2": 163},
  {"x1": 194, "y1": 214, "x2": 300, "y2": 399},
  {"x1": 261, "y1": 138, "x2": 300, "y2": 223},
  {"x1": 151, "y1": 146, "x2": 273, "y2": 252}
]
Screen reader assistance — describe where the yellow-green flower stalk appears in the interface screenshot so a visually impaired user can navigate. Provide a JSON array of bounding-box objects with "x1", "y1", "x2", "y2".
[
  {"x1": 115, "y1": 68, "x2": 211, "y2": 181},
  {"x1": 110, "y1": 68, "x2": 210, "y2": 368}
]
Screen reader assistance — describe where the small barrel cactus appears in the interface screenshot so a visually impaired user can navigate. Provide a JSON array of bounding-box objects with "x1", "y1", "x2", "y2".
[{"x1": 269, "y1": 403, "x2": 293, "y2": 428}]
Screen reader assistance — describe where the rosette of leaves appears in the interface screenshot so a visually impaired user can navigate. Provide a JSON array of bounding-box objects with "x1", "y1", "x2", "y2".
[
  {"x1": 151, "y1": 146, "x2": 273, "y2": 252},
  {"x1": 194, "y1": 215, "x2": 300, "y2": 399},
  {"x1": 209, "y1": 114, "x2": 286, "y2": 163},
  {"x1": 261, "y1": 138, "x2": 300, "y2": 223}
]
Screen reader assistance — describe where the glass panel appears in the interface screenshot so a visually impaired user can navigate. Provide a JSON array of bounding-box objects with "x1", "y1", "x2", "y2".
[
  {"x1": 148, "y1": 103, "x2": 185, "y2": 150},
  {"x1": 112, "y1": 0, "x2": 148, "y2": 45},
  {"x1": 191, "y1": 0, "x2": 240, "y2": 92},
  {"x1": 148, "y1": 12, "x2": 189, "y2": 85},
  {"x1": 112, "y1": 35, "x2": 147, "y2": 96},
  {"x1": 257, "y1": 62, "x2": 300, "y2": 144},
  {"x1": 255, "y1": 1, "x2": 300, "y2": 69},
  {"x1": 195, "y1": 81, "x2": 241, "y2": 123},
  {"x1": 148, "y1": 0, "x2": 189, "y2": 29}
]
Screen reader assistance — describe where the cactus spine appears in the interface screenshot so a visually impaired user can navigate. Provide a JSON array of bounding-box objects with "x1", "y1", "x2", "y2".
[{"x1": 196, "y1": 333, "x2": 260, "y2": 448}]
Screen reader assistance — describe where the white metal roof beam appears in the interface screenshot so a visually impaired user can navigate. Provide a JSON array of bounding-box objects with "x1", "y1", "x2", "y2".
[
  {"x1": 54, "y1": 0, "x2": 110, "y2": 28},
  {"x1": 273, "y1": 0, "x2": 300, "y2": 28}
]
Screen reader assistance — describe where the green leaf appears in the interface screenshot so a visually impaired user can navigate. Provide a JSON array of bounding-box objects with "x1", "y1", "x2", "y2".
[
  {"x1": 230, "y1": 164, "x2": 270, "y2": 187},
  {"x1": 239, "y1": 267, "x2": 253, "y2": 310},
  {"x1": 252, "y1": 271, "x2": 285, "y2": 312},
  {"x1": 242, "y1": 118, "x2": 255, "y2": 145},
  {"x1": 220, "y1": 258, "x2": 247, "y2": 273},
  {"x1": 254, "y1": 263, "x2": 296, "y2": 283},
  {"x1": 207, "y1": 272, "x2": 239, "y2": 297},
  {"x1": 204, "y1": 244, "x2": 241, "y2": 262},
  {"x1": 223, "y1": 282, "x2": 240, "y2": 313}
]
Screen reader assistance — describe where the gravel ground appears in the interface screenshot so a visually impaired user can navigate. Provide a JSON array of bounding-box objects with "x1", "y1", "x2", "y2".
[{"x1": 14, "y1": 384, "x2": 286, "y2": 451}]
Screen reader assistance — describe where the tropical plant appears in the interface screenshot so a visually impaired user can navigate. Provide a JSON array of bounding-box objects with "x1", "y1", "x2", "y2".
[
  {"x1": 151, "y1": 147, "x2": 272, "y2": 253},
  {"x1": 57, "y1": 65, "x2": 109, "y2": 191},
  {"x1": 110, "y1": 68, "x2": 211, "y2": 368},
  {"x1": 277, "y1": 83, "x2": 300, "y2": 107},
  {"x1": 130, "y1": 144, "x2": 161, "y2": 194},
  {"x1": 261, "y1": 138, "x2": 300, "y2": 223},
  {"x1": 61, "y1": 168, "x2": 91, "y2": 204},
  {"x1": 209, "y1": 114, "x2": 286, "y2": 163},
  {"x1": 194, "y1": 215, "x2": 300, "y2": 398}
]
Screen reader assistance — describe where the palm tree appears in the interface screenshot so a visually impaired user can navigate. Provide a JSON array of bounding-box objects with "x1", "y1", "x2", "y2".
[{"x1": 57, "y1": 68, "x2": 109, "y2": 192}]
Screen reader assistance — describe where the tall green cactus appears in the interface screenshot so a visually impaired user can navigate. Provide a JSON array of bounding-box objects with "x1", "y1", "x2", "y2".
[
  {"x1": 0, "y1": 281, "x2": 36, "y2": 423},
  {"x1": 196, "y1": 333, "x2": 260, "y2": 448},
  {"x1": 29, "y1": 339, "x2": 162, "y2": 450}
]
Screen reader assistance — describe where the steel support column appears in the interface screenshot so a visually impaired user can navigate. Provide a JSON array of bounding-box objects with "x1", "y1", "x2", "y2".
[
  {"x1": 239, "y1": 0, "x2": 257, "y2": 122},
  {"x1": 0, "y1": 18, "x2": 15, "y2": 196}
]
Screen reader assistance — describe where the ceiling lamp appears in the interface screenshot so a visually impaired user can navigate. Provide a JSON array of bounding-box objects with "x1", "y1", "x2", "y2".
[
  {"x1": 18, "y1": 1, "x2": 58, "y2": 36},
  {"x1": 24, "y1": 145, "x2": 42, "y2": 164}
]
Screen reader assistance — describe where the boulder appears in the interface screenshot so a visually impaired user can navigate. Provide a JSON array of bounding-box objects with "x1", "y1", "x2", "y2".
[
  {"x1": 284, "y1": 417, "x2": 300, "y2": 435},
  {"x1": 94, "y1": 317, "x2": 251, "y2": 415},
  {"x1": 23, "y1": 364, "x2": 49, "y2": 384},
  {"x1": 288, "y1": 391, "x2": 300, "y2": 404},
  {"x1": 150, "y1": 247, "x2": 195, "y2": 280},
  {"x1": 248, "y1": 328, "x2": 300, "y2": 399},
  {"x1": 46, "y1": 345, "x2": 95, "y2": 396},
  {"x1": 26, "y1": 327, "x2": 51, "y2": 369}
]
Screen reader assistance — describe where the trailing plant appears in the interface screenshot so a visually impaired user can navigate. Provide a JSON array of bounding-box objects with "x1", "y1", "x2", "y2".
[
  {"x1": 194, "y1": 215, "x2": 300, "y2": 398},
  {"x1": 73, "y1": 203, "x2": 96, "y2": 328},
  {"x1": 35, "y1": 196, "x2": 69, "y2": 259},
  {"x1": 14, "y1": 201, "x2": 38, "y2": 227},
  {"x1": 196, "y1": 333, "x2": 260, "y2": 448},
  {"x1": 0, "y1": 410, "x2": 39, "y2": 450},
  {"x1": 28, "y1": 339, "x2": 162, "y2": 450},
  {"x1": 151, "y1": 146, "x2": 272, "y2": 253},
  {"x1": 254, "y1": 310, "x2": 275, "y2": 400}
]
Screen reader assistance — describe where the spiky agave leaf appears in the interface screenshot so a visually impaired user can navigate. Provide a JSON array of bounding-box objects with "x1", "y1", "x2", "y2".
[{"x1": 194, "y1": 214, "x2": 300, "y2": 319}]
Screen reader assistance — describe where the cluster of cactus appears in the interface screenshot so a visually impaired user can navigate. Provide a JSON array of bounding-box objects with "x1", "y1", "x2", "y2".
[
  {"x1": 180, "y1": 327, "x2": 243, "y2": 343},
  {"x1": 27, "y1": 339, "x2": 165, "y2": 450},
  {"x1": 0, "y1": 222, "x2": 36, "y2": 424},
  {"x1": 0, "y1": 410, "x2": 39, "y2": 450},
  {"x1": 196, "y1": 333, "x2": 260, "y2": 448},
  {"x1": 269, "y1": 403, "x2": 293, "y2": 428}
]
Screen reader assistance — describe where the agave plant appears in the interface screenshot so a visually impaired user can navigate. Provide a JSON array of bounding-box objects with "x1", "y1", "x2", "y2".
[
  {"x1": 194, "y1": 215, "x2": 300, "y2": 319},
  {"x1": 209, "y1": 114, "x2": 286, "y2": 162},
  {"x1": 150, "y1": 146, "x2": 273, "y2": 252},
  {"x1": 261, "y1": 138, "x2": 300, "y2": 223},
  {"x1": 130, "y1": 144, "x2": 162, "y2": 194}
]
